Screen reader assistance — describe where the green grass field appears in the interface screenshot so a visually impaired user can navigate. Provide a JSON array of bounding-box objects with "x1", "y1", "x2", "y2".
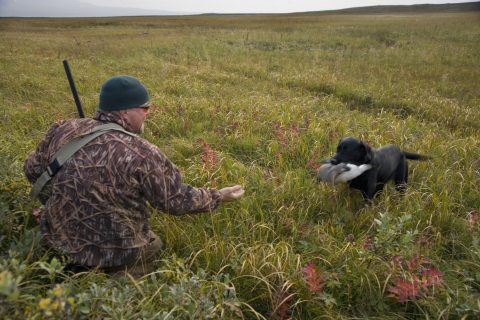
[{"x1": 0, "y1": 8, "x2": 479, "y2": 319}]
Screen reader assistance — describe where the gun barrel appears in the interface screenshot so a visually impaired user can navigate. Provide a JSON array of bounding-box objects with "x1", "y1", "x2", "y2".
[{"x1": 62, "y1": 60, "x2": 85, "y2": 118}]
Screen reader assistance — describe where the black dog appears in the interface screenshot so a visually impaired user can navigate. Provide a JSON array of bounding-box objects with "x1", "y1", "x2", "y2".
[{"x1": 323, "y1": 137, "x2": 431, "y2": 201}]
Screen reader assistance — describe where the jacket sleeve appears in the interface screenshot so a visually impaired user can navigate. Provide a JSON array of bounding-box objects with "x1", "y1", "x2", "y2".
[{"x1": 138, "y1": 147, "x2": 222, "y2": 216}]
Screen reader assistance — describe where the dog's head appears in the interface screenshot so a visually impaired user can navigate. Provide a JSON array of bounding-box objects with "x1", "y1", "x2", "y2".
[{"x1": 324, "y1": 137, "x2": 372, "y2": 165}]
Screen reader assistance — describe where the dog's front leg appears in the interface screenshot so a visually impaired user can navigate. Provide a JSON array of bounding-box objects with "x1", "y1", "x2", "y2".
[
  {"x1": 348, "y1": 174, "x2": 376, "y2": 202},
  {"x1": 364, "y1": 175, "x2": 380, "y2": 200}
]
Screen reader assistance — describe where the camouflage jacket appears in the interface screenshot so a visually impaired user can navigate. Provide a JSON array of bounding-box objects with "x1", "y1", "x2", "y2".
[{"x1": 24, "y1": 110, "x2": 222, "y2": 267}]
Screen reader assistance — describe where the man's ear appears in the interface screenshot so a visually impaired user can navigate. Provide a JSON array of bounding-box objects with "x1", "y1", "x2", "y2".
[{"x1": 118, "y1": 109, "x2": 129, "y2": 120}]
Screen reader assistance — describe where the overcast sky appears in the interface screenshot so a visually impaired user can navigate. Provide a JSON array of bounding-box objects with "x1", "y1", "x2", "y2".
[{"x1": 76, "y1": 0, "x2": 472, "y2": 14}]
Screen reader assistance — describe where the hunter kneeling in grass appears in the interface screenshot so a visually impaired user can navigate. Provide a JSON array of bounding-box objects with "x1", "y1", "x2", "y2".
[{"x1": 23, "y1": 75, "x2": 244, "y2": 278}]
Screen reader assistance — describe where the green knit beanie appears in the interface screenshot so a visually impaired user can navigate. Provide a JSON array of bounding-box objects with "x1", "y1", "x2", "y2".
[{"x1": 99, "y1": 75, "x2": 150, "y2": 111}]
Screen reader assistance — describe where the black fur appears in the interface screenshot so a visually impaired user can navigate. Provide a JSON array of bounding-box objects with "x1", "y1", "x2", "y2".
[{"x1": 323, "y1": 137, "x2": 431, "y2": 201}]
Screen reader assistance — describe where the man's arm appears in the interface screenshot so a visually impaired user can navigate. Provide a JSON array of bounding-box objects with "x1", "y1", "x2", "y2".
[{"x1": 138, "y1": 148, "x2": 243, "y2": 215}]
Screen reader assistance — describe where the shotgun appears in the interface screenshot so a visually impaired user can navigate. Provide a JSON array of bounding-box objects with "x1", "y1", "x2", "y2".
[{"x1": 62, "y1": 60, "x2": 85, "y2": 118}]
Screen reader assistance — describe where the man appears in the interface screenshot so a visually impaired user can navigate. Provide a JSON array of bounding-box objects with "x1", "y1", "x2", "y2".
[{"x1": 24, "y1": 75, "x2": 244, "y2": 278}]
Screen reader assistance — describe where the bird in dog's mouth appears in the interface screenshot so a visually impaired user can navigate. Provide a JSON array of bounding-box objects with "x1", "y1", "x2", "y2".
[{"x1": 316, "y1": 163, "x2": 373, "y2": 185}]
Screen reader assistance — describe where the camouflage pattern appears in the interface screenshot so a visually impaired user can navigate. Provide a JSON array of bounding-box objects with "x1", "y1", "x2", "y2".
[{"x1": 24, "y1": 110, "x2": 222, "y2": 267}]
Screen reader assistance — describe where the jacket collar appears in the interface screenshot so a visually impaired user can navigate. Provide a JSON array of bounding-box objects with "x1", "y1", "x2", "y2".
[{"x1": 93, "y1": 109, "x2": 136, "y2": 133}]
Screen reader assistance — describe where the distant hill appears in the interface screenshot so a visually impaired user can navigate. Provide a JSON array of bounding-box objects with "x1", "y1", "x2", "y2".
[
  {"x1": 315, "y1": 2, "x2": 480, "y2": 15},
  {"x1": 0, "y1": 0, "x2": 479, "y2": 17},
  {"x1": 0, "y1": 0, "x2": 191, "y2": 17}
]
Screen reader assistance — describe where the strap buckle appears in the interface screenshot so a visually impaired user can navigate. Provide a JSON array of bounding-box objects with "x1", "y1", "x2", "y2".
[{"x1": 46, "y1": 159, "x2": 61, "y2": 177}]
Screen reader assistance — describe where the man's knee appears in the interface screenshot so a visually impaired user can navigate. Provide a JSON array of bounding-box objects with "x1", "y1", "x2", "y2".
[
  {"x1": 143, "y1": 231, "x2": 163, "y2": 262},
  {"x1": 104, "y1": 231, "x2": 164, "y2": 279}
]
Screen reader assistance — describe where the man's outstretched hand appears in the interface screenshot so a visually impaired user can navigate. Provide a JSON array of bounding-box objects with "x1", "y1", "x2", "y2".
[{"x1": 219, "y1": 185, "x2": 245, "y2": 202}]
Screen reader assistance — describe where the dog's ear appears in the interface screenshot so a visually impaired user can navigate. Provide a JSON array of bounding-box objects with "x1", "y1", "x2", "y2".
[{"x1": 361, "y1": 141, "x2": 372, "y2": 163}]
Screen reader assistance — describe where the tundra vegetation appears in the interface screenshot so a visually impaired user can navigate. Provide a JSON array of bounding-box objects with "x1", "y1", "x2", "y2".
[{"x1": 0, "y1": 7, "x2": 479, "y2": 319}]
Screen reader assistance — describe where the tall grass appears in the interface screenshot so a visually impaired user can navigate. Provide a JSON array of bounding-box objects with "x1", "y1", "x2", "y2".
[{"x1": 0, "y1": 11, "x2": 479, "y2": 319}]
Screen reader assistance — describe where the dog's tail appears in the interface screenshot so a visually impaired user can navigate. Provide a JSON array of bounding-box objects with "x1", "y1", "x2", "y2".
[{"x1": 404, "y1": 151, "x2": 432, "y2": 161}]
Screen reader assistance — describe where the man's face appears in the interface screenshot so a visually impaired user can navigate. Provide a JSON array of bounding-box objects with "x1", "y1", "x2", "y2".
[{"x1": 122, "y1": 102, "x2": 149, "y2": 134}]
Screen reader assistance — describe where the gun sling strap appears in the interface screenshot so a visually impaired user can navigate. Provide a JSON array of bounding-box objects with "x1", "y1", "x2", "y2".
[{"x1": 29, "y1": 123, "x2": 136, "y2": 199}]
